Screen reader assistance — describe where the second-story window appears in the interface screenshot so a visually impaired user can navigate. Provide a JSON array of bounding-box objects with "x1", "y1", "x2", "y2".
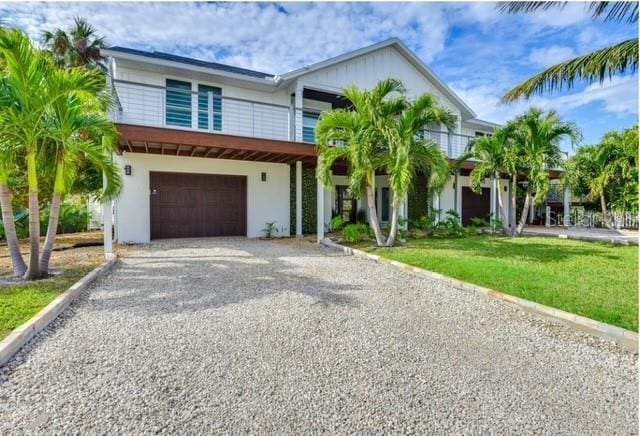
[
  {"x1": 198, "y1": 85, "x2": 222, "y2": 131},
  {"x1": 165, "y1": 79, "x2": 192, "y2": 128},
  {"x1": 302, "y1": 111, "x2": 319, "y2": 143}
]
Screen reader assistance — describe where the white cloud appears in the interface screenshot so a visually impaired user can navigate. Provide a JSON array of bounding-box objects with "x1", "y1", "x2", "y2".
[
  {"x1": 453, "y1": 74, "x2": 639, "y2": 125},
  {"x1": 529, "y1": 46, "x2": 577, "y2": 68}
]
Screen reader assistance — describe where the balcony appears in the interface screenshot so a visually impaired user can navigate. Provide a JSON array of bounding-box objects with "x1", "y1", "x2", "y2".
[
  {"x1": 111, "y1": 79, "x2": 475, "y2": 159},
  {"x1": 112, "y1": 79, "x2": 291, "y2": 142}
]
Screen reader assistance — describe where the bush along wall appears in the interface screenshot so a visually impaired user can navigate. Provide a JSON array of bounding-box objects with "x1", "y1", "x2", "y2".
[{"x1": 290, "y1": 165, "x2": 318, "y2": 235}]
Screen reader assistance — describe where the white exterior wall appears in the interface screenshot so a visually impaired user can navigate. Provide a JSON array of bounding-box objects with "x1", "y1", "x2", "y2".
[
  {"x1": 438, "y1": 175, "x2": 509, "y2": 219},
  {"x1": 115, "y1": 153, "x2": 291, "y2": 243},
  {"x1": 295, "y1": 46, "x2": 462, "y2": 132}
]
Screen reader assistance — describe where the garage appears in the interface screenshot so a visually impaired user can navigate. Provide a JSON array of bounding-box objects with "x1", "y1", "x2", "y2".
[
  {"x1": 150, "y1": 172, "x2": 247, "y2": 239},
  {"x1": 461, "y1": 186, "x2": 490, "y2": 226}
]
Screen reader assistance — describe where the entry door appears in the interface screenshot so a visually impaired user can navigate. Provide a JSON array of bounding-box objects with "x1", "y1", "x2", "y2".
[
  {"x1": 335, "y1": 185, "x2": 357, "y2": 223},
  {"x1": 461, "y1": 187, "x2": 491, "y2": 225},
  {"x1": 150, "y1": 172, "x2": 247, "y2": 239}
]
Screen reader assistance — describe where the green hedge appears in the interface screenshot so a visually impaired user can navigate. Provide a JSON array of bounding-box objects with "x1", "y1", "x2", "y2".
[
  {"x1": 407, "y1": 172, "x2": 429, "y2": 221},
  {"x1": 290, "y1": 165, "x2": 318, "y2": 235}
]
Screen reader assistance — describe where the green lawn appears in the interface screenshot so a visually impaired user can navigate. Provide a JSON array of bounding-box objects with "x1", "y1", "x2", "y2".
[
  {"x1": 0, "y1": 265, "x2": 96, "y2": 340},
  {"x1": 360, "y1": 235, "x2": 638, "y2": 331}
]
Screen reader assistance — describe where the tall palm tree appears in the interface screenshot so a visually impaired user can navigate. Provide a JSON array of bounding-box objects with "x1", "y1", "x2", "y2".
[
  {"x1": 0, "y1": 28, "x2": 54, "y2": 279},
  {"x1": 41, "y1": 17, "x2": 107, "y2": 71},
  {"x1": 511, "y1": 108, "x2": 581, "y2": 235},
  {"x1": 464, "y1": 124, "x2": 518, "y2": 235},
  {"x1": 499, "y1": 2, "x2": 638, "y2": 102},
  {"x1": 316, "y1": 78, "x2": 407, "y2": 246},
  {"x1": 382, "y1": 93, "x2": 455, "y2": 246},
  {"x1": 38, "y1": 68, "x2": 121, "y2": 275}
]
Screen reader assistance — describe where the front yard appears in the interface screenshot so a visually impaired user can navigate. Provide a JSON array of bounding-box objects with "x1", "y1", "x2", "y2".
[
  {"x1": 359, "y1": 235, "x2": 638, "y2": 331},
  {"x1": 0, "y1": 232, "x2": 105, "y2": 339}
]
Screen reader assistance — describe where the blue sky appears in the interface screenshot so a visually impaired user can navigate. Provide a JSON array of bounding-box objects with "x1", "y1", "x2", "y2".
[{"x1": 1, "y1": 1, "x2": 637, "y2": 151}]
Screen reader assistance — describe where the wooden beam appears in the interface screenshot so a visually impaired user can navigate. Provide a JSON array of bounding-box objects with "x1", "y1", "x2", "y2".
[
  {"x1": 240, "y1": 150, "x2": 261, "y2": 161},
  {"x1": 190, "y1": 146, "x2": 199, "y2": 157},
  {"x1": 144, "y1": 141, "x2": 149, "y2": 153},
  {"x1": 116, "y1": 123, "x2": 316, "y2": 157},
  {"x1": 176, "y1": 145, "x2": 181, "y2": 156},
  {"x1": 126, "y1": 141, "x2": 133, "y2": 152},
  {"x1": 161, "y1": 143, "x2": 164, "y2": 155}
]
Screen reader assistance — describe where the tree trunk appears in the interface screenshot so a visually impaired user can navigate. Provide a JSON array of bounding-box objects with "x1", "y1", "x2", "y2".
[
  {"x1": 385, "y1": 201, "x2": 401, "y2": 247},
  {"x1": 0, "y1": 182, "x2": 26, "y2": 277},
  {"x1": 39, "y1": 161, "x2": 65, "y2": 276},
  {"x1": 515, "y1": 192, "x2": 534, "y2": 236},
  {"x1": 509, "y1": 175, "x2": 517, "y2": 237},
  {"x1": 23, "y1": 152, "x2": 40, "y2": 280},
  {"x1": 365, "y1": 183, "x2": 385, "y2": 246},
  {"x1": 495, "y1": 179, "x2": 511, "y2": 235},
  {"x1": 600, "y1": 193, "x2": 611, "y2": 229}
]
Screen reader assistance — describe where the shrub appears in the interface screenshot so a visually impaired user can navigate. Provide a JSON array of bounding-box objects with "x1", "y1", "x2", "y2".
[
  {"x1": 261, "y1": 221, "x2": 278, "y2": 238},
  {"x1": 434, "y1": 209, "x2": 464, "y2": 237},
  {"x1": 356, "y1": 209, "x2": 367, "y2": 224},
  {"x1": 329, "y1": 215, "x2": 346, "y2": 232},
  {"x1": 40, "y1": 201, "x2": 89, "y2": 235},
  {"x1": 489, "y1": 213, "x2": 504, "y2": 234},
  {"x1": 342, "y1": 223, "x2": 371, "y2": 243}
]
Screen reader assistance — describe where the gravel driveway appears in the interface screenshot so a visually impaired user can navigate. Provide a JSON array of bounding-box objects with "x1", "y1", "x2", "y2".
[{"x1": 0, "y1": 238, "x2": 637, "y2": 434}]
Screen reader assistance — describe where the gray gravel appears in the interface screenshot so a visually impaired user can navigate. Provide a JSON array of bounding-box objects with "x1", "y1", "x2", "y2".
[{"x1": 0, "y1": 237, "x2": 637, "y2": 434}]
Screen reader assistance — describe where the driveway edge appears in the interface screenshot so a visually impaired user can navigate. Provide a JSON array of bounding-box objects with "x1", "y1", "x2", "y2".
[
  {"x1": 321, "y1": 238, "x2": 638, "y2": 353},
  {"x1": 0, "y1": 255, "x2": 118, "y2": 367}
]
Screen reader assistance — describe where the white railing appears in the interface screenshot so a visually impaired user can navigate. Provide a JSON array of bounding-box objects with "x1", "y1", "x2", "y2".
[
  {"x1": 425, "y1": 129, "x2": 474, "y2": 159},
  {"x1": 112, "y1": 79, "x2": 291, "y2": 141}
]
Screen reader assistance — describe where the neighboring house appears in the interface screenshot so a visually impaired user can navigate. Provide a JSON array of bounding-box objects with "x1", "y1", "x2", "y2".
[{"x1": 103, "y1": 38, "x2": 557, "y2": 243}]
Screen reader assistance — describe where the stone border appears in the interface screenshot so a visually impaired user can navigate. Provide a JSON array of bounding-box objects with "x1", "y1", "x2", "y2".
[
  {"x1": 321, "y1": 238, "x2": 638, "y2": 353},
  {"x1": 0, "y1": 256, "x2": 118, "y2": 367}
]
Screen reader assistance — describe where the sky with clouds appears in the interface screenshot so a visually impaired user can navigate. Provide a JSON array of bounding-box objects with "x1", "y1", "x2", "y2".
[{"x1": 1, "y1": 1, "x2": 637, "y2": 151}]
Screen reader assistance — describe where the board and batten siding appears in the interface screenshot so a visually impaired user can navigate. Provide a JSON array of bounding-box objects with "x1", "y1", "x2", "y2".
[
  {"x1": 295, "y1": 46, "x2": 463, "y2": 132},
  {"x1": 114, "y1": 153, "x2": 291, "y2": 242}
]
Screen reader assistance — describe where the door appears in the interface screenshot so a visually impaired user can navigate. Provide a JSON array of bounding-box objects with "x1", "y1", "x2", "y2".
[
  {"x1": 150, "y1": 172, "x2": 247, "y2": 239},
  {"x1": 335, "y1": 185, "x2": 357, "y2": 223},
  {"x1": 461, "y1": 187, "x2": 491, "y2": 226}
]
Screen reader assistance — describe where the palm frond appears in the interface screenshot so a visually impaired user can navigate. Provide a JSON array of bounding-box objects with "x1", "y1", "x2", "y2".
[
  {"x1": 498, "y1": 1, "x2": 638, "y2": 23},
  {"x1": 502, "y1": 39, "x2": 638, "y2": 102}
]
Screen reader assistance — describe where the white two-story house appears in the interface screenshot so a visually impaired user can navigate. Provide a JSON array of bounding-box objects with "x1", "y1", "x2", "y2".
[{"x1": 104, "y1": 38, "x2": 519, "y2": 243}]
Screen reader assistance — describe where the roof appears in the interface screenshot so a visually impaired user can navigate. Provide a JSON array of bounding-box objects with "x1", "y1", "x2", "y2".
[
  {"x1": 279, "y1": 38, "x2": 477, "y2": 120},
  {"x1": 103, "y1": 46, "x2": 274, "y2": 79}
]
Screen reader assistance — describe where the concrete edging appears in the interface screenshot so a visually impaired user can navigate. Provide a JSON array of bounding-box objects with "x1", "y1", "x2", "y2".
[
  {"x1": 0, "y1": 256, "x2": 118, "y2": 367},
  {"x1": 321, "y1": 238, "x2": 638, "y2": 353},
  {"x1": 522, "y1": 229, "x2": 638, "y2": 246}
]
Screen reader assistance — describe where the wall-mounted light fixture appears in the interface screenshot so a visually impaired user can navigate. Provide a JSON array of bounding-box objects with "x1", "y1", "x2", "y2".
[
  {"x1": 261, "y1": 172, "x2": 267, "y2": 182},
  {"x1": 124, "y1": 164, "x2": 132, "y2": 176}
]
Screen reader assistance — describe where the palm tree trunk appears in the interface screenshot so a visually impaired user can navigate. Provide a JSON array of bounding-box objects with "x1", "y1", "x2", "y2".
[
  {"x1": 600, "y1": 193, "x2": 611, "y2": 229},
  {"x1": 385, "y1": 201, "x2": 401, "y2": 247},
  {"x1": 39, "y1": 161, "x2": 65, "y2": 275},
  {"x1": 24, "y1": 152, "x2": 40, "y2": 280},
  {"x1": 515, "y1": 192, "x2": 534, "y2": 236},
  {"x1": 495, "y1": 179, "x2": 510, "y2": 235},
  {"x1": 365, "y1": 183, "x2": 385, "y2": 246},
  {"x1": 509, "y1": 175, "x2": 517, "y2": 237},
  {"x1": 0, "y1": 181, "x2": 27, "y2": 277}
]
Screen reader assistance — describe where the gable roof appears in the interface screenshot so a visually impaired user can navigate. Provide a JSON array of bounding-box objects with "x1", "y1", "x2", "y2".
[
  {"x1": 102, "y1": 46, "x2": 274, "y2": 79},
  {"x1": 278, "y1": 38, "x2": 476, "y2": 119}
]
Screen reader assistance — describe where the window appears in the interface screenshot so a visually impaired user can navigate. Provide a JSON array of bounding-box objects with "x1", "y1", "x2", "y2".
[
  {"x1": 303, "y1": 111, "x2": 319, "y2": 143},
  {"x1": 198, "y1": 84, "x2": 222, "y2": 131},
  {"x1": 381, "y1": 188, "x2": 390, "y2": 222},
  {"x1": 475, "y1": 131, "x2": 487, "y2": 137},
  {"x1": 165, "y1": 79, "x2": 192, "y2": 128}
]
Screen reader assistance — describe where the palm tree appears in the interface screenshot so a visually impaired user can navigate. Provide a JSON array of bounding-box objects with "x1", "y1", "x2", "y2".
[
  {"x1": 511, "y1": 108, "x2": 581, "y2": 235},
  {"x1": 464, "y1": 124, "x2": 518, "y2": 235},
  {"x1": 38, "y1": 68, "x2": 121, "y2": 275},
  {"x1": 315, "y1": 78, "x2": 407, "y2": 246},
  {"x1": 382, "y1": 93, "x2": 455, "y2": 246},
  {"x1": 41, "y1": 17, "x2": 107, "y2": 70},
  {"x1": 499, "y1": 2, "x2": 638, "y2": 102},
  {"x1": 566, "y1": 126, "x2": 638, "y2": 226},
  {"x1": 0, "y1": 28, "x2": 54, "y2": 279}
]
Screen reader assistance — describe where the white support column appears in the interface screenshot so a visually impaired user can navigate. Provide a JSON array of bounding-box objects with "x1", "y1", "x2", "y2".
[
  {"x1": 295, "y1": 161, "x2": 303, "y2": 237},
  {"x1": 316, "y1": 159, "x2": 325, "y2": 243},
  {"x1": 294, "y1": 82, "x2": 304, "y2": 142},
  {"x1": 563, "y1": 184, "x2": 571, "y2": 227},
  {"x1": 402, "y1": 196, "x2": 408, "y2": 230},
  {"x1": 432, "y1": 191, "x2": 441, "y2": 222},
  {"x1": 545, "y1": 206, "x2": 551, "y2": 227},
  {"x1": 103, "y1": 200, "x2": 113, "y2": 259},
  {"x1": 529, "y1": 201, "x2": 535, "y2": 224},
  {"x1": 490, "y1": 176, "x2": 498, "y2": 218}
]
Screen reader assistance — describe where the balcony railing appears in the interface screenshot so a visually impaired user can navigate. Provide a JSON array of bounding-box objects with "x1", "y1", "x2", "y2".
[
  {"x1": 424, "y1": 129, "x2": 474, "y2": 159},
  {"x1": 112, "y1": 79, "x2": 291, "y2": 141}
]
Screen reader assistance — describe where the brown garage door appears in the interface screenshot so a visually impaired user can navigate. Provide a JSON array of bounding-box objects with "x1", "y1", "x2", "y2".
[
  {"x1": 461, "y1": 187, "x2": 490, "y2": 226},
  {"x1": 150, "y1": 172, "x2": 247, "y2": 239}
]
